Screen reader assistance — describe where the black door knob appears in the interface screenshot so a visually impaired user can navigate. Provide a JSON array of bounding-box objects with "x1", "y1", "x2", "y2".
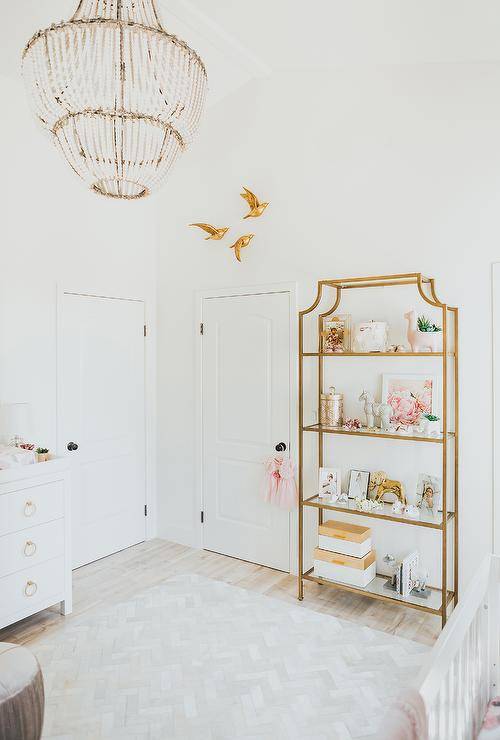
[
  {"x1": 275, "y1": 442, "x2": 287, "y2": 452},
  {"x1": 67, "y1": 442, "x2": 79, "y2": 451}
]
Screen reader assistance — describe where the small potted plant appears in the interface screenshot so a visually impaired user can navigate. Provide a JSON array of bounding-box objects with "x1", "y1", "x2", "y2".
[
  {"x1": 421, "y1": 413, "x2": 440, "y2": 436},
  {"x1": 417, "y1": 315, "x2": 442, "y2": 334},
  {"x1": 405, "y1": 310, "x2": 443, "y2": 352},
  {"x1": 36, "y1": 447, "x2": 50, "y2": 463}
]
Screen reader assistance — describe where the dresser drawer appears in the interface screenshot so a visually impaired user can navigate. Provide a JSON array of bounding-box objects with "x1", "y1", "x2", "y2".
[
  {"x1": 0, "y1": 557, "x2": 65, "y2": 622},
  {"x1": 1, "y1": 480, "x2": 64, "y2": 535},
  {"x1": 0, "y1": 519, "x2": 65, "y2": 578}
]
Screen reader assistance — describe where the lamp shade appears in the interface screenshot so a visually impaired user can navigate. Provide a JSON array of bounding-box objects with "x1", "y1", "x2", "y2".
[{"x1": 0, "y1": 403, "x2": 32, "y2": 442}]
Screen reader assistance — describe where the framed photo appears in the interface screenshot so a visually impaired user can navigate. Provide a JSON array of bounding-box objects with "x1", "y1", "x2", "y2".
[
  {"x1": 318, "y1": 467, "x2": 341, "y2": 498},
  {"x1": 348, "y1": 469, "x2": 370, "y2": 500},
  {"x1": 382, "y1": 373, "x2": 438, "y2": 426},
  {"x1": 321, "y1": 314, "x2": 351, "y2": 353},
  {"x1": 416, "y1": 474, "x2": 442, "y2": 517}
]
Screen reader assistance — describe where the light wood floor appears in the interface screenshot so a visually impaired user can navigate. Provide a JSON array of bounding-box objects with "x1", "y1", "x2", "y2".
[{"x1": 0, "y1": 538, "x2": 439, "y2": 647}]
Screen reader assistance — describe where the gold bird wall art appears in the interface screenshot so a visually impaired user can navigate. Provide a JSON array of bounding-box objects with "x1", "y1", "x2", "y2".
[
  {"x1": 189, "y1": 223, "x2": 229, "y2": 240},
  {"x1": 240, "y1": 187, "x2": 269, "y2": 219},
  {"x1": 229, "y1": 234, "x2": 254, "y2": 262}
]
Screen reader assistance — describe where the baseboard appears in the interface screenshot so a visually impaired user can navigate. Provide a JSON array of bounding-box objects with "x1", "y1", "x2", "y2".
[{"x1": 159, "y1": 525, "x2": 199, "y2": 549}]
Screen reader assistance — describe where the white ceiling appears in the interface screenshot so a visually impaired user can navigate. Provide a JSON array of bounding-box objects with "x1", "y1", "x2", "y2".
[{"x1": 4, "y1": 1, "x2": 500, "y2": 105}]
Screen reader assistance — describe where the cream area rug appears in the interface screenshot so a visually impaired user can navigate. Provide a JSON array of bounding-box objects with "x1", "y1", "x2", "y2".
[{"x1": 32, "y1": 574, "x2": 428, "y2": 739}]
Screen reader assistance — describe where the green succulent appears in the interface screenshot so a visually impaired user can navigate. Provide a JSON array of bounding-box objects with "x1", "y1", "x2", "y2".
[
  {"x1": 417, "y1": 315, "x2": 442, "y2": 333},
  {"x1": 36, "y1": 447, "x2": 49, "y2": 454}
]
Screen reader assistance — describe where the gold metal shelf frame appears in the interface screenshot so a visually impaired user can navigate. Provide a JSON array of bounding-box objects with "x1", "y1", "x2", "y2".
[{"x1": 297, "y1": 273, "x2": 459, "y2": 629}]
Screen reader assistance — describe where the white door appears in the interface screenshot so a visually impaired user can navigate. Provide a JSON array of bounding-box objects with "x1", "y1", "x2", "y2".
[
  {"x1": 202, "y1": 291, "x2": 291, "y2": 571},
  {"x1": 59, "y1": 293, "x2": 146, "y2": 568}
]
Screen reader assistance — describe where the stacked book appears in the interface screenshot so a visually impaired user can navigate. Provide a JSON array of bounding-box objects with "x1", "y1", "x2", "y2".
[
  {"x1": 389, "y1": 551, "x2": 419, "y2": 598},
  {"x1": 313, "y1": 520, "x2": 376, "y2": 588}
]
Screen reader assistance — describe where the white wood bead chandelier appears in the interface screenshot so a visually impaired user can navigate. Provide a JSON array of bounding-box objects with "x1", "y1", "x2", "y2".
[{"x1": 22, "y1": 0, "x2": 207, "y2": 199}]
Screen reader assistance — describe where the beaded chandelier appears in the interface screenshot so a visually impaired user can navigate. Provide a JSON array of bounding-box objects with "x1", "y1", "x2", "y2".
[{"x1": 22, "y1": 0, "x2": 207, "y2": 199}]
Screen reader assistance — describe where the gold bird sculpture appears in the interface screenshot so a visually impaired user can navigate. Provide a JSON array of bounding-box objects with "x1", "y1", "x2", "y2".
[
  {"x1": 189, "y1": 223, "x2": 229, "y2": 240},
  {"x1": 240, "y1": 187, "x2": 269, "y2": 219},
  {"x1": 229, "y1": 234, "x2": 254, "y2": 262}
]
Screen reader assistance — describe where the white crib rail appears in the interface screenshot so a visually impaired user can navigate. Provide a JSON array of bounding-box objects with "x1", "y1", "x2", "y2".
[{"x1": 418, "y1": 555, "x2": 500, "y2": 740}]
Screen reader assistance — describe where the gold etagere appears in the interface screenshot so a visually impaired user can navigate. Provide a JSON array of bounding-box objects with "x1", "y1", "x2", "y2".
[{"x1": 297, "y1": 273, "x2": 458, "y2": 629}]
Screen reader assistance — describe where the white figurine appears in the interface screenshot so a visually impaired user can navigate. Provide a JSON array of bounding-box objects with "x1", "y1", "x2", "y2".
[
  {"x1": 392, "y1": 500, "x2": 403, "y2": 514},
  {"x1": 358, "y1": 390, "x2": 393, "y2": 431},
  {"x1": 404, "y1": 504, "x2": 420, "y2": 519}
]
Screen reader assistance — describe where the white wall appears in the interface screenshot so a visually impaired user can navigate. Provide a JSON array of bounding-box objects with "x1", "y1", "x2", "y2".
[
  {"x1": 0, "y1": 72, "x2": 158, "y2": 526},
  {"x1": 156, "y1": 63, "x2": 500, "y2": 589}
]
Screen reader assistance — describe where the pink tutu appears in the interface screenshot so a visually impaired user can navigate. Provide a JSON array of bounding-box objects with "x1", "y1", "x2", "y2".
[{"x1": 264, "y1": 456, "x2": 298, "y2": 510}]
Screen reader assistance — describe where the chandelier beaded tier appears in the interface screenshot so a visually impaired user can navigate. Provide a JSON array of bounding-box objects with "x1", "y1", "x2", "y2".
[{"x1": 22, "y1": 0, "x2": 207, "y2": 199}]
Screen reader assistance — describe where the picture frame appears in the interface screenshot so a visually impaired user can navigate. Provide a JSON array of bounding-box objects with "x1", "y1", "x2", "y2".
[
  {"x1": 382, "y1": 373, "x2": 438, "y2": 427},
  {"x1": 347, "y1": 469, "x2": 370, "y2": 500},
  {"x1": 321, "y1": 314, "x2": 351, "y2": 353},
  {"x1": 318, "y1": 467, "x2": 341, "y2": 499},
  {"x1": 415, "y1": 474, "x2": 442, "y2": 517}
]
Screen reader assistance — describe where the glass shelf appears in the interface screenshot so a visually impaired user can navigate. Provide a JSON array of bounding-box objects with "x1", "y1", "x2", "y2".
[
  {"x1": 303, "y1": 568, "x2": 453, "y2": 615},
  {"x1": 302, "y1": 423, "x2": 454, "y2": 444},
  {"x1": 303, "y1": 495, "x2": 454, "y2": 530},
  {"x1": 302, "y1": 351, "x2": 452, "y2": 357}
]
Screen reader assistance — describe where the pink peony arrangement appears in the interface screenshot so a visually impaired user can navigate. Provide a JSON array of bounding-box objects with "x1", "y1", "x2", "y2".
[{"x1": 387, "y1": 383, "x2": 432, "y2": 426}]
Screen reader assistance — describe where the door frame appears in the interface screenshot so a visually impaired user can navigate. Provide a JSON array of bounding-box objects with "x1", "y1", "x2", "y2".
[
  {"x1": 56, "y1": 285, "x2": 157, "y2": 544},
  {"x1": 493, "y1": 264, "x2": 500, "y2": 554},
  {"x1": 195, "y1": 282, "x2": 298, "y2": 573}
]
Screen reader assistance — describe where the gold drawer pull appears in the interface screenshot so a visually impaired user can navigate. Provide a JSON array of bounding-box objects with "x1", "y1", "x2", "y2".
[
  {"x1": 24, "y1": 540, "x2": 37, "y2": 557},
  {"x1": 24, "y1": 580, "x2": 37, "y2": 598},
  {"x1": 24, "y1": 500, "x2": 37, "y2": 517}
]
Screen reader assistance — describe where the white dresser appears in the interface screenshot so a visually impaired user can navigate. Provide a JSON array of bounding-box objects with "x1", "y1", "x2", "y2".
[{"x1": 0, "y1": 459, "x2": 72, "y2": 630}]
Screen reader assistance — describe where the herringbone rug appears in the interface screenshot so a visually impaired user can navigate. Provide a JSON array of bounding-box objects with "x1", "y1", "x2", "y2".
[{"x1": 32, "y1": 574, "x2": 428, "y2": 739}]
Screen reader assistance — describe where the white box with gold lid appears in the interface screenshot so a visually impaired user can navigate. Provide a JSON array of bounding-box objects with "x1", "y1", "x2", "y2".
[
  {"x1": 314, "y1": 547, "x2": 376, "y2": 588},
  {"x1": 318, "y1": 520, "x2": 372, "y2": 558}
]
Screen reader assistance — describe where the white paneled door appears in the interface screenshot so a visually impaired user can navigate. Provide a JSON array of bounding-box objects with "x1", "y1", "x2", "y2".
[
  {"x1": 59, "y1": 293, "x2": 146, "y2": 568},
  {"x1": 202, "y1": 291, "x2": 291, "y2": 572}
]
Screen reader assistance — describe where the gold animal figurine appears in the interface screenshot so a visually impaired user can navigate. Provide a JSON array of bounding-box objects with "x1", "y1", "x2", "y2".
[
  {"x1": 368, "y1": 471, "x2": 407, "y2": 506},
  {"x1": 189, "y1": 223, "x2": 229, "y2": 240},
  {"x1": 229, "y1": 234, "x2": 254, "y2": 262},
  {"x1": 240, "y1": 187, "x2": 269, "y2": 219}
]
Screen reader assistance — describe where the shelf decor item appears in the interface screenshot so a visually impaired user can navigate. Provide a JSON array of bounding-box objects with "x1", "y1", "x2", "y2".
[
  {"x1": 36, "y1": 448, "x2": 50, "y2": 463},
  {"x1": 382, "y1": 373, "x2": 438, "y2": 426},
  {"x1": 368, "y1": 471, "x2": 407, "y2": 506},
  {"x1": 405, "y1": 310, "x2": 443, "y2": 352},
  {"x1": 358, "y1": 390, "x2": 392, "y2": 430},
  {"x1": 298, "y1": 273, "x2": 458, "y2": 629},
  {"x1": 22, "y1": 0, "x2": 207, "y2": 199},
  {"x1": 319, "y1": 386, "x2": 343, "y2": 427},
  {"x1": 318, "y1": 467, "x2": 341, "y2": 498},
  {"x1": 418, "y1": 413, "x2": 441, "y2": 436},
  {"x1": 321, "y1": 315, "x2": 351, "y2": 353},
  {"x1": 352, "y1": 320, "x2": 388, "y2": 353},
  {"x1": 416, "y1": 474, "x2": 442, "y2": 518},
  {"x1": 318, "y1": 520, "x2": 372, "y2": 558},
  {"x1": 313, "y1": 548, "x2": 376, "y2": 587},
  {"x1": 348, "y1": 469, "x2": 370, "y2": 499}
]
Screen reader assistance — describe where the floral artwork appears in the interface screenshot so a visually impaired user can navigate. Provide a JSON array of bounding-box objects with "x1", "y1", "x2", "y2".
[{"x1": 382, "y1": 374, "x2": 437, "y2": 426}]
